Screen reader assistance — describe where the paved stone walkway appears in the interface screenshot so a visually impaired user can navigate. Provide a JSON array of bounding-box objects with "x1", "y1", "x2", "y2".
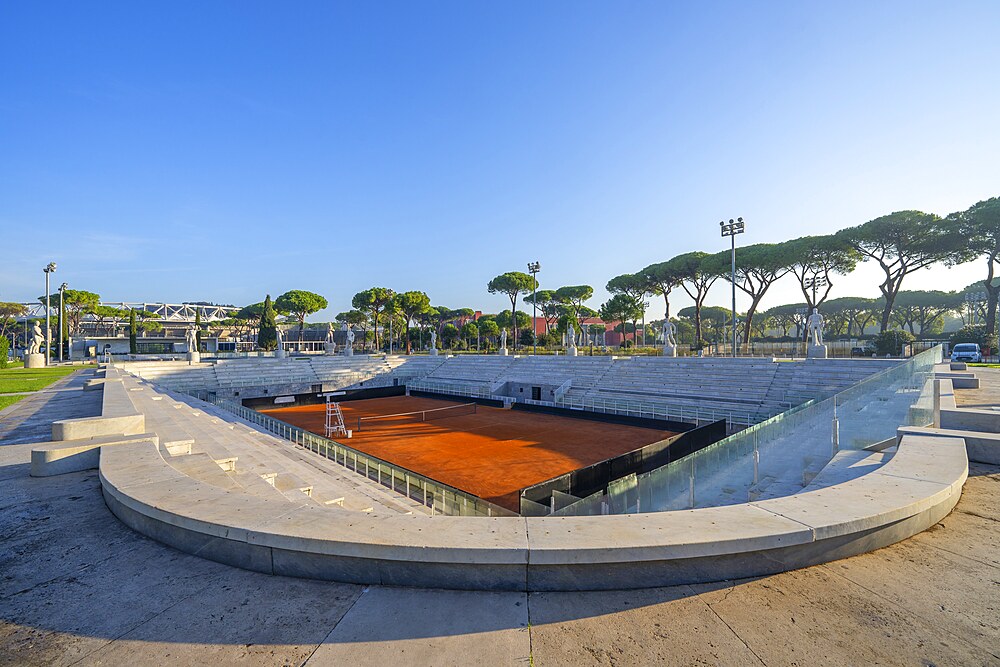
[
  {"x1": 0, "y1": 372, "x2": 101, "y2": 445},
  {"x1": 955, "y1": 366, "x2": 1000, "y2": 409},
  {"x1": 0, "y1": 370, "x2": 998, "y2": 666}
]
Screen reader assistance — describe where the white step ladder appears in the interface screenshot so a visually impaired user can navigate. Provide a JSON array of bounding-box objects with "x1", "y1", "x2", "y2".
[{"x1": 325, "y1": 398, "x2": 349, "y2": 438}]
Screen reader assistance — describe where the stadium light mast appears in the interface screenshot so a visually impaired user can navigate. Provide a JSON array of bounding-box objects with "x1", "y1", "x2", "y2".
[
  {"x1": 803, "y1": 275, "x2": 828, "y2": 308},
  {"x1": 528, "y1": 261, "x2": 541, "y2": 356},
  {"x1": 966, "y1": 291, "x2": 987, "y2": 325},
  {"x1": 43, "y1": 262, "x2": 56, "y2": 366},
  {"x1": 59, "y1": 282, "x2": 68, "y2": 362},
  {"x1": 719, "y1": 218, "x2": 744, "y2": 358}
]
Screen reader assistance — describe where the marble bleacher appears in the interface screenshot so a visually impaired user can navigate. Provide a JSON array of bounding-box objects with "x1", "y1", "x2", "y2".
[
  {"x1": 123, "y1": 373, "x2": 427, "y2": 515},
  {"x1": 119, "y1": 353, "x2": 903, "y2": 428}
]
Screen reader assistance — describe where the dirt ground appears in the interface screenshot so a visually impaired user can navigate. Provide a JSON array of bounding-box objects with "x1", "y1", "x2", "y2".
[{"x1": 261, "y1": 395, "x2": 676, "y2": 510}]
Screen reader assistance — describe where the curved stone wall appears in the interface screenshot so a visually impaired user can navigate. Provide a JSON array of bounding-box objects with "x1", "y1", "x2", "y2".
[{"x1": 99, "y1": 429, "x2": 967, "y2": 591}]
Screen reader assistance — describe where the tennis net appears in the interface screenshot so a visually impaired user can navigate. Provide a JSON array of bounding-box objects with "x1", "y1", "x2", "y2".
[{"x1": 355, "y1": 402, "x2": 478, "y2": 431}]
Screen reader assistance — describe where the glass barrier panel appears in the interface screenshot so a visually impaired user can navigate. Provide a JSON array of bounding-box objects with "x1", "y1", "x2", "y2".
[{"x1": 551, "y1": 489, "x2": 605, "y2": 516}]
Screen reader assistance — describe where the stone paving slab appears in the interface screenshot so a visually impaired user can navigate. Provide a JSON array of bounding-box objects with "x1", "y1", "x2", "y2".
[
  {"x1": 303, "y1": 586, "x2": 530, "y2": 666},
  {"x1": 75, "y1": 577, "x2": 361, "y2": 667},
  {"x1": 705, "y1": 562, "x2": 998, "y2": 666},
  {"x1": 954, "y1": 366, "x2": 1000, "y2": 409},
  {"x1": 0, "y1": 372, "x2": 101, "y2": 446},
  {"x1": 529, "y1": 585, "x2": 765, "y2": 666},
  {"x1": 818, "y1": 534, "x2": 1000, "y2": 655}
]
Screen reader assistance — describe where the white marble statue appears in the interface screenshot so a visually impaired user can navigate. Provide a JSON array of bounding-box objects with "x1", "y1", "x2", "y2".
[
  {"x1": 500, "y1": 329, "x2": 507, "y2": 349},
  {"x1": 185, "y1": 326, "x2": 198, "y2": 353},
  {"x1": 343, "y1": 325, "x2": 355, "y2": 356},
  {"x1": 28, "y1": 322, "x2": 43, "y2": 355},
  {"x1": 807, "y1": 308, "x2": 824, "y2": 346},
  {"x1": 430, "y1": 330, "x2": 437, "y2": 348},
  {"x1": 662, "y1": 320, "x2": 677, "y2": 347},
  {"x1": 324, "y1": 325, "x2": 337, "y2": 354}
]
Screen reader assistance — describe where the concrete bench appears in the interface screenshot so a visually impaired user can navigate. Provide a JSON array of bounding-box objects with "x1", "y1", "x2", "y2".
[
  {"x1": 51, "y1": 373, "x2": 145, "y2": 441},
  {"x1": 934, "y1": 371, "x2": 979, "y2": 389},
  {"x1": 31, "y1": 433, "x2": 159, "y2": 477},
  {"x1": 934, "y1": 378, "x2": 1000, "y2": 432},
  {"x1": 897, "y1": 425, "x2": 1000, "y2": 466}
]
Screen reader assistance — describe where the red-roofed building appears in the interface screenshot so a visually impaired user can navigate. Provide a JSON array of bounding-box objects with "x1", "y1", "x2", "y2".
[{"x1": 526, "y1": 316, "x2": 636, "y2": 347}]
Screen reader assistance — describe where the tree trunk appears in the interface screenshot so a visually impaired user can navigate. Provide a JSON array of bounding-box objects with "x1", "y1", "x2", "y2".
[
  {"x1": 510, "y1": 295, "x2": 518, "y2": 350},
  {"x1": 878, "y1": 278, "x2": 899, "y2": 333},
  {"x1": 984, "y1": 259, "x2": 999, "y2": 337},
  {"x1": 742, "y1": 295, "x2": 764, "y2": 345},
  {"x1": 879, "y1": 295, "x2": 895, "y2": 333},
  {"x1": 694, "y1": 303, "x2": 702, "y2": 346},
  {"x1": 987, "y1": 289, "x2": 999, "y2": 338}
]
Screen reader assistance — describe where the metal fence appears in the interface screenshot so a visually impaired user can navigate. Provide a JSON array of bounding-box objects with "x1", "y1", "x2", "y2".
[
  {"x1": 408, "y1": 378, "x2": 763, "y2": 429},
  {"x1": 405, "y1": 380, "x2": 496, "y2": 400},
  {"x1": 552, "y1": 394, "x2": 760, "y2": 430},
  {"x1": 196, "y1": 393, "x2": 515, "y2": 517}
]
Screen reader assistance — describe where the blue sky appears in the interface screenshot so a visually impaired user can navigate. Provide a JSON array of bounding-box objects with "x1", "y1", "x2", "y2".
[{"x1": 2, "y1": 1, "x2": 998, "y2": 320}]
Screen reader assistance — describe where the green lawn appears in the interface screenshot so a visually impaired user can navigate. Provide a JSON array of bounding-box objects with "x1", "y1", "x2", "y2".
[
  {"x1": 0, "y1": 365, "x2": 89, "y2": 394},
  {"x1": 0, "y1": 394, "x2": 24, "y2": 411}
]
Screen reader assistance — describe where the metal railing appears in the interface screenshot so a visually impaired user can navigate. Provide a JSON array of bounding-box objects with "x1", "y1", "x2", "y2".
[
  {"x1": 553, "y1": 378, "x2": 573, "y2": 402},
  {"x1": 408, "y1": 378, "x2": 760, "y2": 429},
  {"x1": 555, "y1": 394, "x2": 756, "y2": 430},
  {"x1": 196, "y1": 394, "x2": 514, "y2": 517},
  {"x1": 406, "y1": 379, "x2": 495, "y2": 400}
]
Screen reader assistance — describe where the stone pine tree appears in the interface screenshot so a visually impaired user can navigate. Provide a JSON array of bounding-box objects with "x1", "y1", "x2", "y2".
[
  {"x1": 600, "y1": 294, "x2": 642, "y2": 348},
  {"x1": 640, "y1": 261, "x2": 683, "y2": 322},
  {"x1": 128, "y1": 308, "x2": 137, "y2": 354},
  {"x1": 394, "y1": 291, "x2": 431, "y2": 354},
  {"x1": 258, "y1": 295, "x2": 278, "y2": 351},
  {"x1": 661, "y1": 252, "x2": 725, "y2": 347},
  {"x1": 275, "y1": 290, "x2": 328, "y2": 341},
  {"x1": 606, "y1": 273, "x2": 648, "y2": 347},
  {"x1": 352, "y1": 288, "x2": 395, "y2": 351},
  {"x1": 836, "y1": 211, "x2": 968, "y2": 333},
  {"x1": 955, "y1": 197, "x2": 1000, "y2": 336},
  {"x1": 785, "y1": 235, "x2": 860, "y2": 313},
  {"x1": 724, "y1": 243, "x2": 792, "y2": 346},
  {"x1": 487, "y1": 272, "x2": 537, "y2": 351}
]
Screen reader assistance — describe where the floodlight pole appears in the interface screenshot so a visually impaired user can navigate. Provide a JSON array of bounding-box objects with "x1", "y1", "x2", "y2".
[
  {"x1": 966, "y1": 291, "x2": 986, "y2": 326},
  {"x1": 528, "y1": 261, "x2": 541, "y2": 356},
  {"x1": 719, "y1": 219, "x2": 744, "y2": 358},
  {"x1": 43, "y1": 262, "x2": 56, "y2": 365},
  {"x1": 804, "y1": 275, "x2": 828, "y2": 310}
]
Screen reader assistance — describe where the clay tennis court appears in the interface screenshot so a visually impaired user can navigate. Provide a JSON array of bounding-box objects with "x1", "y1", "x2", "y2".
[{"x1": 261, "y1": 395, "x2": 678, "y2": 511}]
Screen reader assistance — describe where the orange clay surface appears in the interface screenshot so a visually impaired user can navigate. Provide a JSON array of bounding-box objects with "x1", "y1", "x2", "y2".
[{"x1": 261, "y1": 395, "x2": 677, "y2": 511}]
